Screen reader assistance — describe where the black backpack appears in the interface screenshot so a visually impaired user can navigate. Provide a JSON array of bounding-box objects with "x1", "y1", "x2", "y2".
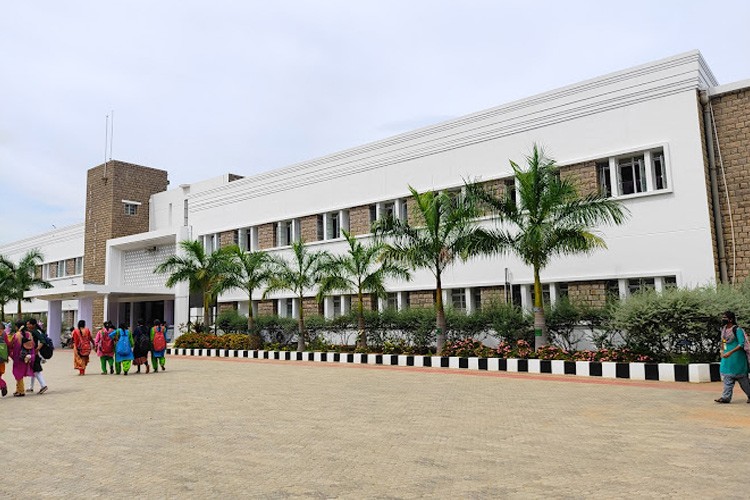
[
  {"x1": 39, "y1": 333, "x2": 54, "y2": 359},
  {"x1": 137, "y1": 331, "x2": 152, "y2": 353}
]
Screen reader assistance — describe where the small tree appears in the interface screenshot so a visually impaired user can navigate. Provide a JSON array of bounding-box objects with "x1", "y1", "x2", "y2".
[
  {"x1": 3, "y1": 250, "x2": 51, "y2": 317},
  {"x1": 318, "y1": 230, "x2": 410, "y2": 349},
  {"x1": 221, "y1": 245, "x2": 273, "y2": 333},
  {"x1": 466, "y1": 144, "x2": 628, "y2": 349},
  {"x1": 264, "y1": 240, "x2": 332, "y2": 351},
  {"x1": 374, "y1": 186, "x2": 482, "y2": 353},
  {"x1": 155, "y1": 240, "x2": 233, "y2": 333}
]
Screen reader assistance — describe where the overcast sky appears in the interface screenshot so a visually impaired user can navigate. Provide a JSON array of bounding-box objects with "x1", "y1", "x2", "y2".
[{"x1": 1, "y1": 0, "x2": 749, "y2": 246}]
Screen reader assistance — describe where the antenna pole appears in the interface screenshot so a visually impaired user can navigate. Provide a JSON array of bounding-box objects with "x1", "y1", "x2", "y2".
[
  {"x1": 103, "y1": 114, "x2": 109, "y2": 178},
  {"x1": 109, "y1": 110, "x2": 114, "y2": 161}
]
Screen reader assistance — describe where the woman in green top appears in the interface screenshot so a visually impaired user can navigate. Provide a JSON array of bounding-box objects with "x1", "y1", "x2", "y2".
[{"x1": 715, "y1": 311, "x2": 750, "y2": 404}]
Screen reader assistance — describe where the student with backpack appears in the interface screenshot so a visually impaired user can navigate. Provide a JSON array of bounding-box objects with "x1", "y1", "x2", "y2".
[
  {"x1": 72, "y1": 320, "x2": 95, "y2": 376},
  {"x1": 715, "y1": 310, "x2": 750, "y2": 404},
  {"x1": 26, "y1": 318, "x2": 49, "y2": 393},
  {"x1": 0, "y1": 323, "x2": 9, "y2": 397},
  {"x1": 109, "y1": 323, "x2": 134, "y2": 375},
  {"x1": 132, "y1": 319, "x2": 151, "y2": 374},
  {"x1": 9, "y1": 321, "x2": 34, "y2": 396},
  {"x1": 150, "y1": 319, "x2": 167, "y2": 372},
  {"x1": 95, "y1": 321, "x2": 116, "y2": 374}
]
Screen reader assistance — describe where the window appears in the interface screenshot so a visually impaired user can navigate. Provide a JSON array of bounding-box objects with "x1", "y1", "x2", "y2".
[
  {"x1": 511, "y1": 285, "x2": 522, "y2": 307},
  {"x1": 124, "y1": 203, "x2": 138, "y2": 216},
  {"x1": 628, "y1": 278, "x2": 655, "y2": 295},
  {"x1": 203, "y1": 234, "x2": 217, "y2": 253},
  {"x1": 74, "y1": 257, "x2": 83, "y2": 275},
  {"x1": 327, "y1": 212, "x2": 340, "y2": 240},
  {"x1": 542, "y1": 284, "x2": 551, "y2": 306},
  {"x1": 557, "y1": 283, "x2": 569, "y2": 299},
  {"x1": 386, "y1": 293, "x2": 397, "y2": 310},
  {"x1": 663, "y1": 275, "x2": 677, "y2": 289},
  {"x1": 278, "y1": 220, "x2": 295, "y2": 246},
  {"x1": 183, "y1": 199, "x2": 189, "y2": 226},
  {"x1": 472, "y1": 288, "x2": 482, "y2": 311},
  {"x1": 56, "y1": 260, "x2": 65, "y2": 278},
  {"x1": 652, "y1": 150, "x2": 667, "y2": 190},
  {"x1": 316, "y1": 215, "x2": 324, "y2": 241},
  {"x1": 332, "y1": 296, "x2": 342, "y2": 317},
  {"x1": 596, "y1": 161, "x2": 612, "y2": 198},
  {"x1": 403, "y1": 292, "x2": 410, "y2": 310},
  {"x1": 383, "y1": 202, "x2": 395, "y2": 219},
  {"x1": 285, "y1": 299, "x2": 294, "y2": 318},
  {"x1": 618, "y1": 155, "x2": 646, "y2": 195},
  {"x1": 606, "y1": 280, "x2": 621, "y2": 302},
  {"x1": 504, "y1": 180, "x2": 517, "y2": 206},
  {"x1": 400, "y1": 199, "x2": 408, "y2": 222},
  {"x1": 369, "y1": 205, "x2": 377, "y2": 224},
  {"x1": 450, "y1": 289, "x2": 466, "y2": 312}
]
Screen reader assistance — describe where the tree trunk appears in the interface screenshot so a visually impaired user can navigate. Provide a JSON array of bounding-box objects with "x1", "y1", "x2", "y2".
[
  {"x1": 202, "y1": 293, "x2": 211, "y2": 334},
  {"x1": 533, "y1": 266, "x2": 548, "y2": 350},
  {"x1": 1, "y1": 303, "x2": 4, "y2": 322},
  {"x1": 247, "y1": 290, "x2": 255, "y2": 332},
  {"x1": 435, "y1": 271, "x2": 446, "y2": 354},
  {"x1": 356, "y1": 290, "x2": 366, "y2": 349},
  {"x1": 17, "y1": 295, "x2": 22, "y2": 318},
  {"x1": 296, "y1": 295, "x2": 306, "y2": 351}
]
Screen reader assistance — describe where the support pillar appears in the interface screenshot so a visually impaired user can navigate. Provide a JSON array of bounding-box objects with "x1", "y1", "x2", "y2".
[
  {"x1": 78, "y1": 297, "x2": 93, "y2": 331},
  {"x1": 47, "y1": 300, "x2": 62, "y2": 347}
]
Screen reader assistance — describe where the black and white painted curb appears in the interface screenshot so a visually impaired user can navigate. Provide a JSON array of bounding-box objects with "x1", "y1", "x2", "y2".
[{"x1": 167, "y1": 348, "x2": 721, "y2": 383}]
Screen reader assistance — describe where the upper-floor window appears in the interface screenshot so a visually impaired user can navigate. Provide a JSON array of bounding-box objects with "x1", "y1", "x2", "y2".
[
  {"x1": 123, "y1": 203, "x2": 138, "y2": 216},
  {"x1": 628, "y1": 277, "x2": 655, "y2": 295},
  {"x1": 74, "y1": 257, "x2": 83, "y2": 275},
  {"x1": 276, "y1": 220, "x2": 298, "y2": 247},
  {"x1": 202, "y1": 233, "x2": 217, "y2": 253},
  {"x1": 504, "y1": 179, "x2": 517, "y2": 206},
  {"x1": 56, "y1": 260, "x2": 65, "y2": 278},
  {"x1": 326, "y1": 212, "x2": 340, "y2": 240},
  {"x1": 598, "y1": 147, "x2": 669, "y2": 198}
]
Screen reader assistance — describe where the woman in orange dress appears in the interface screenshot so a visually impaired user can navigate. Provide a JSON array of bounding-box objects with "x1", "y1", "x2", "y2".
[{"x1": 72, "y1": 320, "x2": 95, "y2": 375}]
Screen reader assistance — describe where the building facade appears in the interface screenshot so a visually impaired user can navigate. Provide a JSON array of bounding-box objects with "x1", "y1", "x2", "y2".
[{"x1": 2, "y1": 51, "x2": 749, "y2": 345}]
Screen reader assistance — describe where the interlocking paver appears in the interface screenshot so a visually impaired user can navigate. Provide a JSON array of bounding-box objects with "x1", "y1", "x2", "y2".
[{"x1": 2, "y1": 350, "x2": 748, "y2": 498}]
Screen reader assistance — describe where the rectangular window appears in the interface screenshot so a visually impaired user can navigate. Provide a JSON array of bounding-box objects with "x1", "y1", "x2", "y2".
[
  {"x1": 327, "y1": 212, "x2": 340, "y2": 240},
  {"x1": 285, "y1": 299, "x2": 294, "y2": 318},
  {"x1": 542, "y1": 284, "x2": 551, "y2": 306},
  {"x1": 618, "y1": 155, "x2": 646, "y2": 195},
  {"x1": 386, "y1": 293, "x2": 397, "y2": 310},
  {"x1": 606, "y1": 280, "x2": 621, "y2": 302},
  {"x1": 56, "y1": 260, "x2": 65, "y2": 278},
  {"x1": 557, "y1": 283, "x2": 569, "y2": 299},
  {"x1": 384, "y1": 202, "x2": 395, "y2": 219},
  {"x1": 663, "y1": 275, "x2": 677, "y2": 289},
  {"x1": 472, "y1": 288, "x2": 482, "y2": 311},
  {"x1": 278, "y1": 221, "x2": 294, "y2": 246},
  {"x1": 400, "y1": 199, "x2": 408, "y2": 222},
  {"x1": 369, "y1": 205, "x2": 377, "y2": 224},
  {"x1": 403, "y1": 292, "x2": 410, "y2": 310},
  {"x1": 316, "y1": 215, "x2": 324, "y2": 241},
  {"x1": 124, "y1": 203, "x2": 138, "y2": 216},
  {"x1": 652, "y1": 150, "x2": 667, "y2": 190},
  {"x1": 332, "y1": 296, "x2": 342, "y2": 317},
  {"x1": 504, "y1": 179, "x2": 517, "y2": 206},
  {"x1": 596, "y1": 161, "x2": 612, "y2": 198},
  {"x1": 74, "y1": 257, "x2": 83, "y2": 275},
  {"x1": 451, "y1": 289, "x2": 466, "y2": 312},
  {"x1": 183, "y1": 200, "x2": 189, "y2": 226},
  {"x1": 511, "y1": 284, "x2": 522, "y2": 308},
  {"x1": 628, "y1": 278, "x2": 655, "y2": 295}
]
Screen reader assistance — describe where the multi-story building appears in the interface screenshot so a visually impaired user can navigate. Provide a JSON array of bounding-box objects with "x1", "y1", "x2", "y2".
[{"x1": 2, "y1": 50, "x2": 749, "y2": 345}]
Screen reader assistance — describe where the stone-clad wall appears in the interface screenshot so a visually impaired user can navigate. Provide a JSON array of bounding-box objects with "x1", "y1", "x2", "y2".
[
  {"x1": 300, "y1": 215, "x2": 319, "y2": 243},
  {"x1": 408, "y1": 290, "x2": 434, "y2": 309},
  {"x1": 220, "y1": 231, "x2": 236, "y2": 248},
  {"x1": 258, "y1": 223, "x2": 274, "y2": 249},
  {"x1": 708, "y1": 88, "x2": 750, "y2": 282},
  {"x1": 560, "y1": 160, "x2": 598, "y2": 195},
  {"x1": 349, "y1": 205, "x2": 371, "y2": 235},
  {"x1": 568, "y1": 281, "x2": 607, "y2": 308}
]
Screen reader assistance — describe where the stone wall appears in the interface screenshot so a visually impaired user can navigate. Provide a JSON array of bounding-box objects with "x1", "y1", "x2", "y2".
[
  {"x1": 302, "y1": 297, "x2": 322, "y2": 317},
  {"x1": 258, "y1": 223, "x2": 274, "y2": 249},
  {"x1": 708, "y1": 88, "x2": 750, "y2": 282},
  {"x1": 300, "y1": 215, "x2": 319, "y2": 243},
  {"x1": 65, "y1": 258, "x2": 76, "y2": 276},
  {"x1": 258, "y1": 300, "x2": 275, "y2": 316},
  {"x1": 218, "y1": 302, "x2": 237, "y2": 314},
  {"x1": 408, "y1": 290, "x2": 435, "y2": 309},
  {"x1": 480, "y1": 286, "x2": 506, "y2": 306},
  {"x1": 567, "y1": 281, "x2": 607, "y2": 308},
  {"x1": 220, "y1": 231, "x2": 236, "y2": 248},
  {"x1": 560, "y1": 160, "x2": 598, "y2": 195},
  {"x1": 349, "y1": 205, "x2": 372, "y2": 235}
]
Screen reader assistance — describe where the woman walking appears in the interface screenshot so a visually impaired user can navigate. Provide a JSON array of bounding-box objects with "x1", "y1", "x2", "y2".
[
  {"x1": 132, "y1": 319, "x2": 151, "y2": 374},
  {"x1": 715, "y1": 310, "x2": 750, "y2": 404},
  {"x1": 95, "y1": 321, "x2": 115, "y2": 374},
  {"x1": 9, "y1": 320, "x2": 34, "y2": 396},
  {"x1": 110, "y1": 323, "x2": 134, "y2": 375},
  {"x1": 72, "y1": 320, "x2": 95, "y2": 376},
  {"x1": 150, "y1": 319, "x2": 167, "y2": 372}
]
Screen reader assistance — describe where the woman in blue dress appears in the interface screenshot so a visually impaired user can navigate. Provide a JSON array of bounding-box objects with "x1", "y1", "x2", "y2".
[
  {"x1": 109, "y1": 323, "x2": 134, "y2": 376},
  {"x1": 715, "y1": 311, "x2": 750, "y2": 403}
]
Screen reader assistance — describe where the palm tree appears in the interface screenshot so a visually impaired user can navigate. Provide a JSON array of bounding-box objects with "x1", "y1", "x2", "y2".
[
  {"x1": 220, "y1": 245, "x2": 273, "y2": 332},
  {"x1": 0, "y1": 255, "x2": 15, "y2": 321},
  {"x1": 466, "y1": 144, "x2": 628, "y2": 349},
  {"x1": 155, "y1": 240, "x2": 233, "y2": 333},
  {"x1": 4, "y1": 250, "x2": 52, "y2": 318},
  {"x1": 318, "y1": 230, "x2": 411, "y2": 349},
  {"x1": 374, "y1": 186, "x2": 482, "y2": 353},
  {"x1": 264, "y1": 240, "x2": 332, "y2": 351}
]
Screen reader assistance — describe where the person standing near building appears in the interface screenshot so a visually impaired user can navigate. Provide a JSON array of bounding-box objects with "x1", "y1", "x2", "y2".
[
  {"x1": 0, "y1": 322, "x2": 10, "y2": 397},
  {"x1": 95, "y1": 321, "x2": 115, "y2": 374},
  {"x1": 110, "y1": 323, "x2": 134, "y2": 375},
  {"x1": 715, "y1": 311, "x2": 750, "y2": 404},
  {"x1": 132, "y1": 319, "x2": 151, "y2": 374},
  {"x1": 9, "y1": 321, "x2": 34, "y2": 396},
  {"x1": 72, "y1": 320, "x2": 95, "y2": 376},
  {"x1": 26, "y1": 318, "x2": 48, "y2": 393},
  {"x1": 150, "y1": 319, "x2": 167, "y2": 372}
]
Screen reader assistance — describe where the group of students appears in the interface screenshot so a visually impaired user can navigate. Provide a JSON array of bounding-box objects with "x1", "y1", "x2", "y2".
[
  {"x1": 0, "y1": 318, "x2": 53, "y2": 397},
  {"x1": 72, "y1": 318, "x2": 168, "y2": 376}
]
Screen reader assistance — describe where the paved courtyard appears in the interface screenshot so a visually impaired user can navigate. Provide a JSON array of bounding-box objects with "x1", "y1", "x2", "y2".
[{"x1": 3, "y1": 350, "x2": 749, "y2": 498}]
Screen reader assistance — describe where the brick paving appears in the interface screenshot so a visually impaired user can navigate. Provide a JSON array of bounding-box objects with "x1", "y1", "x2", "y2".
[{"x1": 2, "y1": 350, "x2": 749, "y2": 499}]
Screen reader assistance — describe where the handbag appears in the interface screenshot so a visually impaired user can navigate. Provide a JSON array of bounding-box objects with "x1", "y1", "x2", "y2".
[{"x1": 22, "y1": 332, "x2": 35, "y2": 350}]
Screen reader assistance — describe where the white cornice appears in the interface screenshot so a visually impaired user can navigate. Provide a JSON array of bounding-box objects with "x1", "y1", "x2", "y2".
[
  {"x1": 0, "y1": 222, "x2": 84, "y2": 256},
  {"x1": 709, "y1": 78, "x2": 750, "y2": 97},
  {"x1": 169, "y1": 52, "x2": 713, "y2": 215}
]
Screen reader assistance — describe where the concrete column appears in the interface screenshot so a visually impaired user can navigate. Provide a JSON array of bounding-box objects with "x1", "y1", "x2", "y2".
[
  {"x1": 47, "y1": 300, "x2": 62, "y2": 347},
  {"x1": 129, "y1": 302, "x2": 135, "y2": 330},
  {"x1": 549, "y1": 283, "x2": 559, "y2": 305},
  {"x1": 465, "y1": 287, "x2": 474, "y2": 314},
  {"x1": 78, "y1": 297, "x2": 94, "y2": 331},
  {"x1": 520, "y1": 284, "x2": 531, "y2": 311},
  {"x1": 173, "y1": 295, "x2": 189, "y2": 340},
  {"x1": 107, "y1": 300, "x2": 119, "y2": 325},
  {"x1": 164, "y1": 299, "x2": 175, "y2": 326}
]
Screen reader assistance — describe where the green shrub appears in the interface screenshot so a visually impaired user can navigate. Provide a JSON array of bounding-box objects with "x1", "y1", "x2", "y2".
[{"x1": 216, "y1": 309, "x2": 249, "y2": 333}]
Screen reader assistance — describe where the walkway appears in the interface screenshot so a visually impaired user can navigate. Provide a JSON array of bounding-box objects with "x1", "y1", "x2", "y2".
[{"x1": 2, "y1": 351, "x2": 748, "y2": 498}]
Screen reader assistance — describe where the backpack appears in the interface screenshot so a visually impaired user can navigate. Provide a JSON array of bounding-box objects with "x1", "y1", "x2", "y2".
[
  {"x1": 76, "y1": 329, "x2": 91, "y2": 356},
  {"x1": 0, "y1": 339, "x2": 7, "y2": 362},
  {"x1": 136, "y1": 331, "x2": 152, "y2": 353},
  {"x1": 115, "y1": 330, "x2": 132, "y2": 357},
  {"x1": 736, "y1": 326, "x2": 750, "y2": 365},
  {"x1": 99, "y1": 329, "x2": 115, "y2": 356},
  {"x1": 39, "y1": 333, "x2": 54, "y2": 360},
  {"x1": 152, "y1": 326, "x2": 166, "y2": 352}
]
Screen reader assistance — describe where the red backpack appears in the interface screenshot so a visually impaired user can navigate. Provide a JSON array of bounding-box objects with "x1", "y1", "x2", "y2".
[
  {"x1": 152, "y1": 326, "x2": 166, "y2": 352},
  {"x1": 76, "y1": 328, "x2": 92, "y2": 356},
  {"x1": 99, "y1": 329, "x2": 115, "y2": 356}
]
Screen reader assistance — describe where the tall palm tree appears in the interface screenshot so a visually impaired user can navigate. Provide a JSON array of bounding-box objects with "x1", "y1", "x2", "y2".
[
  {"x1": 220, "y1": 245, "x2": 273, "y2": 332},
  {"x1": 466, "y1": 144, "x2": 629, "y2": 349},
  {"x1": 155, "y1": 240, "x2": 233, "y2": 333},
  {"x1": 374, "y1": 186, "x2": 482, "y2": 353},
  {"x1": 318, "y1": 230, "x2": 411, "y2": 349},
  {"x1": 4, "y1": 250, "x2": 52, "y2": 318},
  {"x1": 264, "y1": 240, "x2": 332, "y2": 351}
]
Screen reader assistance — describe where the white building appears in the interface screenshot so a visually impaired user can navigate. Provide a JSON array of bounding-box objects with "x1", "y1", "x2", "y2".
[{"x1": 3, "y1": 50, "x2": 749, "y2": 345}]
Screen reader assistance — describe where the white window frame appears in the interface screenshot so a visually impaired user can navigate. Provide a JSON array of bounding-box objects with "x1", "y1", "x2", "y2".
[{"x1": 599, "y1": 146, "x2": 670, "y2": 199}]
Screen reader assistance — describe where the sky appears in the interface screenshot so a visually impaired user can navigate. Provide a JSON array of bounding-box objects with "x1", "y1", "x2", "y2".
[{"x1": 1, "y1": 0, "x2": 749, "y2": 246}]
